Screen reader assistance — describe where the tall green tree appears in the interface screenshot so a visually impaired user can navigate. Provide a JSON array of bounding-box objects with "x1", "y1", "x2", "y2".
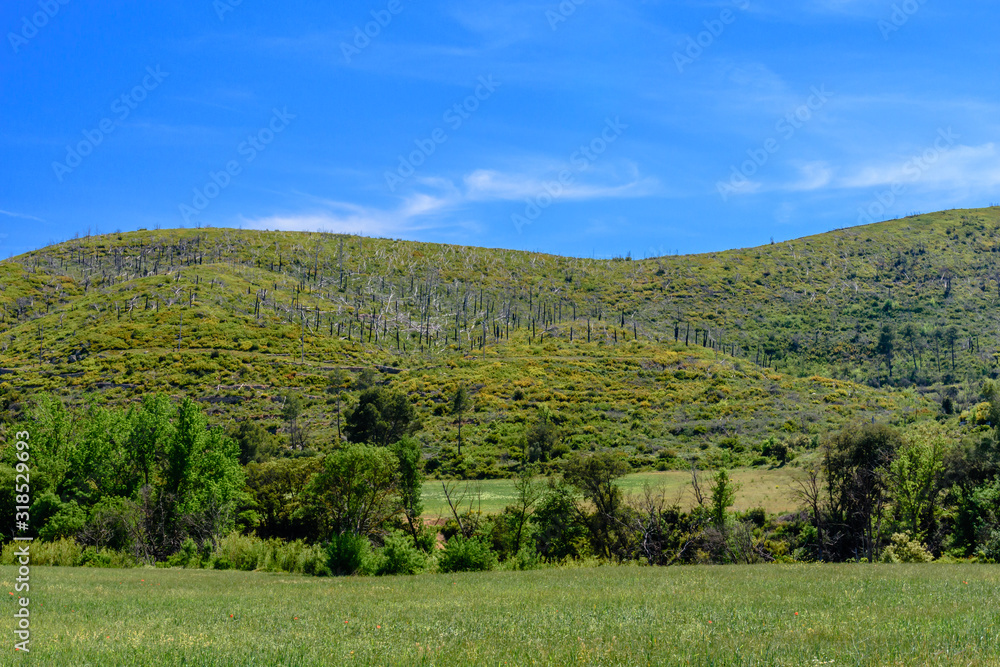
[
  {"x1": 525, "y1": 412, "x2": 559, "y2": 463},
  {"x1": 899, "y1": 323, "x2": 920, "y2": 376},
  {"x1": 889, "y1": 438, "x2": 944, "y2": 542},
  {"x1": 127, "y1": 394, "x2": 174, "y2": 488},
  {"x1": 327, "y1": 368, "x2": 347, "y2": 442},
  {"x1": 563, "y1": 452, "x2": 630, "y2": 559},
  {"x1": 306, "y1": 444, "x2": 400, "y2": 537},
  {"x1": 452, "y1": 385, "x2": 470, "y2": 455},
  {"x1": 876, "y1": 324, "x2": 896, "y2": 380},
  {"x1": 226, "y1": 420, "x2": 274, "y2": 466},
  {"x1": 391, "y1": 436, "x2": 424, "y2": 540},
  {"x1": 823, "y1": 422, "x2": 903, "y2": 561},
  {"x1": 944, "y1": 326, "x2": 960, "y2": 372},
  {"x1": 63, "y1": 405, "x2": 133, "y2": 504},
  {"x1": 709, "y1": 469, "x2": 738, "y2": 529},
  {"x1": 245, "y1": 457, "x2": 323, "y2": 541},
  {"x1": 281, "y1": 393, "x2": 307, "y2": 450},
  {"x1": 344, "y1": 388, "x2": 419, "y2": 446}
]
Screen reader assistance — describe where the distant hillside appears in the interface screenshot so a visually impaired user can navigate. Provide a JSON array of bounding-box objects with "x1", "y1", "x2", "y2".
[{"x1": 4, "y1": 208, "x2": 996, "y2": 475}]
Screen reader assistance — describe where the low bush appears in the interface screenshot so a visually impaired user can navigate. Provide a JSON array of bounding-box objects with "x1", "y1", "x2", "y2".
[
  {"x1": 326, "y1": 532, "x2": 373, "y2": 576},
  {"x1": 77, "y1": 546, "x2": 136, "y2": 568},
  {"x1": 438, "y1": 535, "x2": 498, "y2": 573},
  {"x1": 375, "y1": 531, "x2": 429, "y2": 576},
  {"x1": 881, "y1": 533, "x2": 934, "y2": 563},
  {"x1": 1, "y1": 539, "x2": 136, "y2": 568}
]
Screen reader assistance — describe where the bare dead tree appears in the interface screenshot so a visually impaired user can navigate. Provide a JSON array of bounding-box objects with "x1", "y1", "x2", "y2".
[
  {"x1": 793, "y1": 467, "x2": 828, "y2": 561},
  {"x1": 690, "y1": 463, "x2": 707, "y2": 508}
]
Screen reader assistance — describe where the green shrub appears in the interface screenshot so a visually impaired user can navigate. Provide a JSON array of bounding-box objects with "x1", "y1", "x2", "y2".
[
  {"x1": 501, "y1": 543, "x2": 541, "y2": 571},
  {"x1": 0, "y1": 538, "x2": 136, "y2": 568},
  {"x1": 32, "y1": 538, "x2": 84, "y2": 566},
  {"x1": 270, "y1": 540, "x2": 307, "y2": 573},
  {"x1": 296, "y1": 544, "x2": 331, "y2": 577},
  {"x1": 414, "y1": 525, "x2": 438, "y2": 553},
  {"x1": 326, "y1": 532, "x2": 372, "y2": 576},
  {"x1": 213, "y1": 532, "x2": 265, "y2": 571},
  {"x1": 438, "y1": 535, "x2": 498, "y2": 573},
  {"x1": 976, "y1": 530, "x2": 1000, "y2": 563},
  {"x1": 1, "y1": 538, "x2": 87, "y2": 567},
  {"x1": 742, "y1": 507, "x2": 767, "y2": 528},
  {"x1": 376, "y1": 531, "x2": 428, "y2": 576},
  {"x1": 76, "y1": 546, "x2": 135, "y2": 568},
  {"x1": 881, "y1": 533, "x2": 934, "y2": 563},
  {"x1": 38, "y1": 501, "x2": 87, "y2": 541},
  {"x1": 82, "y1": 496, "x2": 145, "y2": 553},
  {"x1": 166, "y1": 538, "x2": 199, "y2": 568}
]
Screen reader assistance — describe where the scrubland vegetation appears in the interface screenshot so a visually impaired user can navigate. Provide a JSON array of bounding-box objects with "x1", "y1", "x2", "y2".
[
  {"x1": 4, "y1": 209, "x2": 1000, "y2": 477},
  {"x1": 3, "y1": 380, "x2": 1000, "y2": 574}
]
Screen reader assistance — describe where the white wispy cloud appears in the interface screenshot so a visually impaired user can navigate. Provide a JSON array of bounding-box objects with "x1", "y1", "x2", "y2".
[
  {"x1": 238, "y1": 193, "x2": 454, "y2": 237},
  {"x1": 725, "y1": 142, "x2": 1000, "y2": 200},
  {"x1": 838, "y1": 142, "x2": 1000, "y2": 190},
  {"x1": 239, "y1": 164, "x2": 659, "y2": 235},
  {"x1": 462, "y1": 168, "x2": 659, "y2": 202},
  {"x1": 785, "y1": 161, "x2": 834, "y2": 191},
  {"x1": 0, "y1": 210, "x2": 45, "y2": 223}
]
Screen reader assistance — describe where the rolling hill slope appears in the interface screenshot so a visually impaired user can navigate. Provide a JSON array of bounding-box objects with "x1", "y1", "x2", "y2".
[{"x1": 2, "y1": 208, "x2": 995, "y2": 475}]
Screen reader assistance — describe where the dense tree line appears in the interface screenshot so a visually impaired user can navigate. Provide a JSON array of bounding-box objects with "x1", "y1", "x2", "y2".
[
  {"x1": 4, "y1": 380, "x2": 1000, "y2": 573},
  {"x1": 0, "y1": 395, "x2": 244, "y2": 560}
]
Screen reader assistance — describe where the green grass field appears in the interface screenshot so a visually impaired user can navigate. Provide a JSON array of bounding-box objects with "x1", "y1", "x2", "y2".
[
  {"x1": 3, "y1": 564, "x2": 998, "y2": 666},
  {"x1": 420, "y1": 467, "x2": 805, "y2": 518}
]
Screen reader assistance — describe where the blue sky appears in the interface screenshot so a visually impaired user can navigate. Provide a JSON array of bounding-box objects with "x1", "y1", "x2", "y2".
[{"x1": 2, "y1": 0, "x2": 999, "y2": 259}]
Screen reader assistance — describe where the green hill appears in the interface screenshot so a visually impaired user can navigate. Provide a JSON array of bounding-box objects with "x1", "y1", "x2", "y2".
[{"x1": 4, "y1": 208, "x2": 997, "y2": 475}]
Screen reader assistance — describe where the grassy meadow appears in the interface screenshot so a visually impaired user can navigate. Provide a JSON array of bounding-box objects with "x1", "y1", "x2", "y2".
[
  {"x1": 2, "y1": 564, "x2": 999, "y2": 665},
  {"x1": 420, "y1": 467, "x2": 805, "y2": 518}
]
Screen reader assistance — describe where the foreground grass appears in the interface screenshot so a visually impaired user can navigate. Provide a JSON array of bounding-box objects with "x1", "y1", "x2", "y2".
[
  {"x1": 421, "y1": 467, "x2": 804, "y2": 518},
  {"x1": 2, "y1": 564, "x2": 999, "y2": 665}
]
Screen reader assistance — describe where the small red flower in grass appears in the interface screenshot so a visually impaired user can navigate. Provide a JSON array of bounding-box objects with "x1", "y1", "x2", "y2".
[
  {"x1": 377, "y1": 625, "x2": 381, "y2": 629},
  {"x1": 708, "y1": 621, "x2": 712, "y2": 624},
  {"x1": 8, "y1": 592, "x2": 12, "y2": 596},
  {"x1": 794, "y1": 612, "x2": 799, "y2": 616},
  {"x1": 230, "y1": 615, "x2": 234, "y2": 618}
]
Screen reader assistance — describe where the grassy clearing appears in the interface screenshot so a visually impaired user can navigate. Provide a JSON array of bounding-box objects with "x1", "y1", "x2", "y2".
[
  {"x1": 2, "y1": 564, "x2": 999, "y2": 665},
  {"x1": 420, "y1": 467, "x2": 804, "y2": 518}
]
